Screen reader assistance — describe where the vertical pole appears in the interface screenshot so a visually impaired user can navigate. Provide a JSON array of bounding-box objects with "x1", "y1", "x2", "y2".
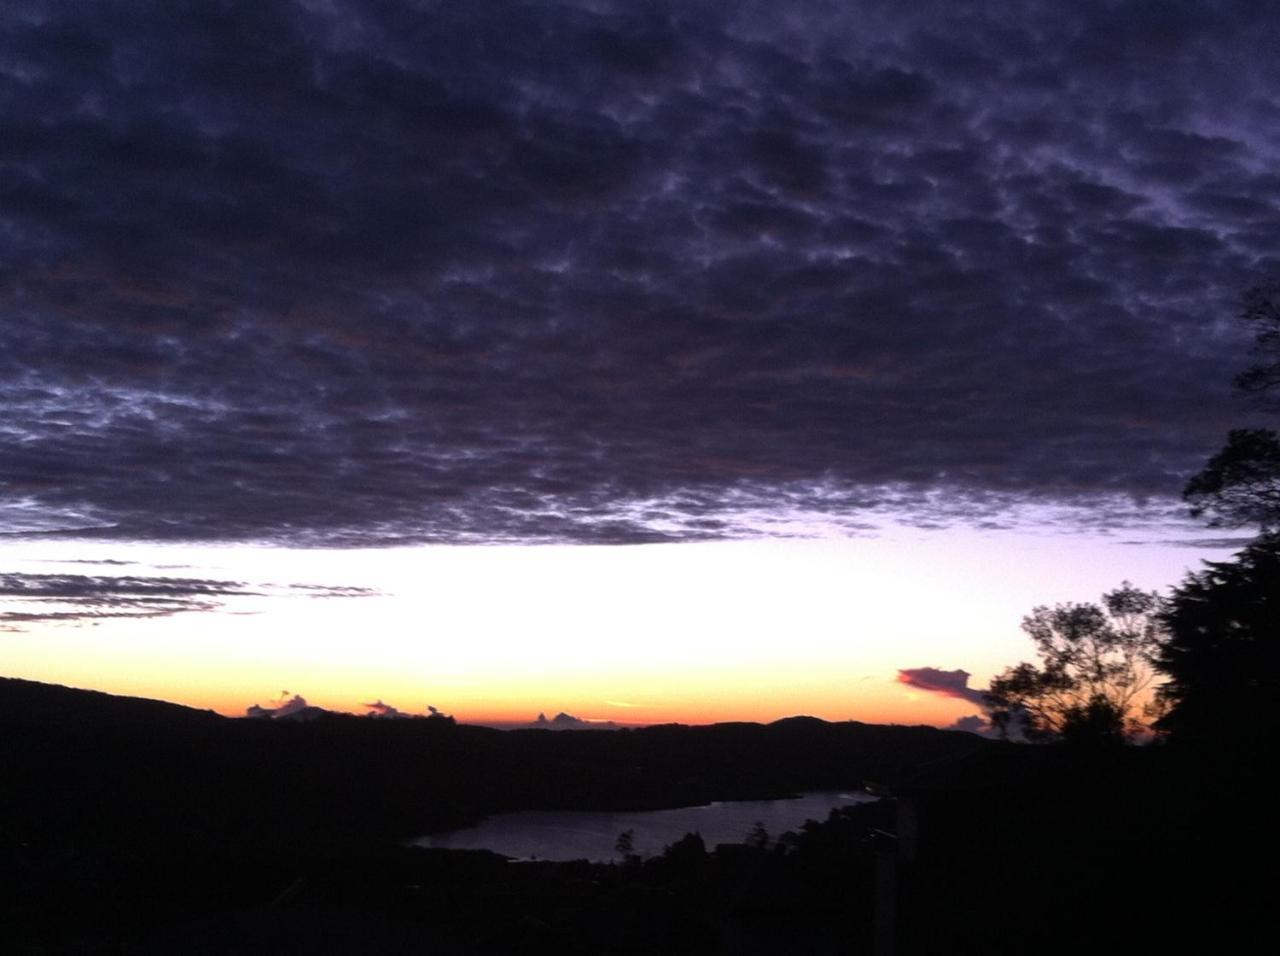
[{"x1": 873, "y1": 849, "x2": 897, "y2": 956}]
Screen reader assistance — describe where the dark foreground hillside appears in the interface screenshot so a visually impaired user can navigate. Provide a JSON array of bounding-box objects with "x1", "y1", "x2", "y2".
[{"x1": 1, "y1": 677, "x2": 1270, "y2": 953}]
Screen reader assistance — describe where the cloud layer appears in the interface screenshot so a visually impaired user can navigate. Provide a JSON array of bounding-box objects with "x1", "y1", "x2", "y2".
[
  {"x1": 0, "y1": 571, "x2": 375, "y2": 628},
  {"x1": 4, "y1": 1, "x2": 1279, "y2": 544}
]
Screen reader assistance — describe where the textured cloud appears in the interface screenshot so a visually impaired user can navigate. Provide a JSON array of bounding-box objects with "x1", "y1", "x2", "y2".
[
  {"x1": 245, "y1": 692, "x2": 321, "y2": 720},
  {"x1": 3, "y1": 1, "x2": 1279, "y2": 544},
  {"x1": 943, "y1": 714, "x2": 995, "y2": 736},
  {"x1": 362, "y1": 699, "x2": 410, "y2": 718},
  {"x1": 897, "y1": 667, "x2": 988, "y2": 706},
  {"x1": 0, "y1": 571, "x2": 375, "y2": 627},
  {"x1": 531, "y1": 711, "x2": 619, "y2": 730}
]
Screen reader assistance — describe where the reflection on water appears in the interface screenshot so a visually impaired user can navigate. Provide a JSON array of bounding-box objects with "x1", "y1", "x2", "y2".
[{"x1": 413, "y1": 791, "x2": 875, "y2": 862}]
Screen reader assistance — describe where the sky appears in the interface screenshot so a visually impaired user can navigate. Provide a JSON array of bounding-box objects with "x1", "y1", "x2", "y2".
[{"x1": 2, "y1": 1, "x2": 1277, "y2": 727}]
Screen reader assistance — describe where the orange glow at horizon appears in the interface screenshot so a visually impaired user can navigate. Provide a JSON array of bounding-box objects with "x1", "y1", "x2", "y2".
[
  {"x1": 7, "y1": 662, "x2": 981, "y2": 729},
  {"x1": 0, "y1": 530, "x2": 1232, "y2": 732}
]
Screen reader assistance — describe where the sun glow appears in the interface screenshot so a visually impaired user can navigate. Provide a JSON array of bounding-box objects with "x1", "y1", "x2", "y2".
[{"x1": 0, "y1": 527, "x2": 1235, "y2": 727}]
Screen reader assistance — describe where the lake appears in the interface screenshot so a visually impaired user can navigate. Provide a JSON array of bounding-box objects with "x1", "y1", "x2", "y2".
[{"x1": 412, "y1": 790, "x2": 876, "y2": 862}]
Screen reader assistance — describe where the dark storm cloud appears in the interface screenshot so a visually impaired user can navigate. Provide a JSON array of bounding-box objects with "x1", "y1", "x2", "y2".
[
  {"x1": 0, "y1": 571, "x2": 376, "y2": 626},
  {"x1": 3, "y1": 0, "x2": 1279, "y2": 544}
]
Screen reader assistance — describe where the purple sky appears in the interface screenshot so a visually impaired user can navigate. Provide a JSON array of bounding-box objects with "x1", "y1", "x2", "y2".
[{"x1": 2, "y1": 0, "x2": 1277, "y2": 548}]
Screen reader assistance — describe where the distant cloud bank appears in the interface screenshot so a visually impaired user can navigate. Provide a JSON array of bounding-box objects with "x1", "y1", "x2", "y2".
[{"x1": 245, "y1": 693, "x2": 452, "y2": 722}]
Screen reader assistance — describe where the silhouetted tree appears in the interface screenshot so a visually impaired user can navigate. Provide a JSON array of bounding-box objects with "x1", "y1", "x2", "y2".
[
  {"x1": 986, "y1": 583, "x2": 1165, "y2": 742},
  {"x1": 1184, "y1": 428, "x2": 1280, "y2": 528},
  {"x1": 746, "y1": 821, "x2": 770, "y2": 851},
  {"x1": 615, "y1": 829, "x2": 640, "y2": 865},
  {"x1": 1155, "y1": 533, "x2": 1280, "y2": 744},
  {"x1": 1168, "y1": 283, "x2": 1280, "y2": 745},
  {"x1": 1185, "y1": 282, "x2": 1280, "y2": 528},
  {"x1": 660, "y1": 831, "x2": 708, "y2": 867},
  {"x1": 1232, "y1": 282, "x2": 1280, "y2": 397}
]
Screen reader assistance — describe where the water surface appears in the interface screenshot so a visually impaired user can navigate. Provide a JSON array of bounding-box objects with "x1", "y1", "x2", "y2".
[{"x1": 414, "y1": 790, "x2": 875, "y2": 862}]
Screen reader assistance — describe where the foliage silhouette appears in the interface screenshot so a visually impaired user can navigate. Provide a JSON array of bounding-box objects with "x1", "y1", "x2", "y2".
[
  {"x1": 1184, "y1": 428, "x2": 1280, "y2": 528},
  {"x1": 615, "y1": 828, "x2": 639, "y2": 865},
  {"x1": 747, "y1": 820, "x2": 771, "y2": 851},
  {"x1": 1185, "y1": 282, "x2": 1280, "y2": 528},
  {"x1": 1155, "y1": 533, "x2": 1280, "y2": 744},
  {"x1": 1170, "y1": 281, "x2": 1280, "y2": 746},
  {"x1": 1233, "y1": 282, "x2": 1280, "y2": 398},
  {"x1": 659, "y1": 831, "x2": 707, "y2": 867},
  {"x1": 985, "y1": 583, "x2": 1165, "y2": 742}
]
